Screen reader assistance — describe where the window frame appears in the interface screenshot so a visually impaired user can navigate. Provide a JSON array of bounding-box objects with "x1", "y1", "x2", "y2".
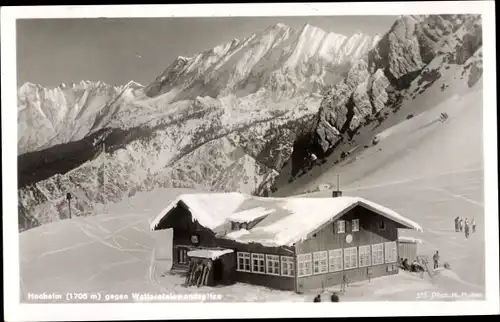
[
  {"x1": 313, "y1": 251, "x2": 328, "y2": 275},
  {"x1": 352, "y1": 219, "x2": 360, "y2": 232},
  {"x1": 265, "y1": 254, "x2": 281, "y2": 276},
  {"x1": 337, "y1": 220, "x2": 346, "y2": 234},
  {"x1": 297, "y1": 253, "x2": 313, "y2": 277},
  {"x1": 251, "y1": 253, "x2": 266, "y2": 274},
  {"x1": 358, "y1": 245, "x2": 372, "y2": 267},
  {"x1": 328, "y1": 249, "x2": 343, "y2": 272},
  {"x1": 281, "y1": 256, "x2": 295, "y2": 277},
  {"x1": 378, "y1": 221, "x2": 386, "y2": 231},
  {"x1": 343, "y1": 247, "x2": 358, "y2": 270},
  {"x1": 236, "y1": 252, "x2": 251, "y2": 272},
  {"x1": 371, "y1": 243, "x2": 385, "y2": 266},
  {"x1": 384, "y1": 241, "x2": 398, "y2": 263}
]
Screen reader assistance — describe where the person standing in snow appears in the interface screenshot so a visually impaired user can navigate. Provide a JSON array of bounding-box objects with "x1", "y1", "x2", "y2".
[
  {"x1": 472, "y1": 218, "x2": 476, "y2": 233},
  {"x1": 433, "y1": 251, "x2": 440, "y2": 269},
  {"x1": 459, "y1": 218, "x2": 464, "y2": 232},
  {"x1": 464, "y1": 219, "x2": 470, "y2": 239},
  {"x1": 454, "y1": 216, "x2": 460, "y2": 232},
  {"x1": 313, "y1": 294, "x2": 321, "y2": 302}
]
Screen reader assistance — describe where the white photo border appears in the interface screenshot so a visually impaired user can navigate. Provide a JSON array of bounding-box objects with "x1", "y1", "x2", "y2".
[{"x1": 2, "y1": 2, "x2": 498, "y2": 320}]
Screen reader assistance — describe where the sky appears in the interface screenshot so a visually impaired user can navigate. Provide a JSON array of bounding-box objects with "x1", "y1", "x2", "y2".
[{"x1": 17, "y1": 16, "x2": 397, "y2": 88}]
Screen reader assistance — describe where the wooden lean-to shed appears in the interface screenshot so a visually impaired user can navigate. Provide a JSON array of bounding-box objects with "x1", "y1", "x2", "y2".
[
  {"x1": 397, "y1": 236, "x2": 423, "y2": 264},
  {"x1": 185, "y1": 249, "x2": 235, "y2": 287}
]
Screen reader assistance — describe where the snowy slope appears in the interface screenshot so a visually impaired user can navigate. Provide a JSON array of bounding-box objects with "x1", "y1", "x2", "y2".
[{"x1": 274, "y1": 52, "x2": 484, "y2": 290}]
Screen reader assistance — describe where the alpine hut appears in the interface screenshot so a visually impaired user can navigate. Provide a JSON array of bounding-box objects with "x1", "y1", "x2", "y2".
[{"x1": 150, "y1": 192, "x2": 423, "y2": 292}]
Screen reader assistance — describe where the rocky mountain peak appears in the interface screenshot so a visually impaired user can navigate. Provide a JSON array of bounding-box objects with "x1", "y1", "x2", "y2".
[{"x1": 313, "y1": 14, "x2": 483, "y2": 154}]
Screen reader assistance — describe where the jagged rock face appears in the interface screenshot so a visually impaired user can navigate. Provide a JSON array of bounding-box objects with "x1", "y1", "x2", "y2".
[{"x1": 314, "y1": 14, "x2": 482, "y2": 153}]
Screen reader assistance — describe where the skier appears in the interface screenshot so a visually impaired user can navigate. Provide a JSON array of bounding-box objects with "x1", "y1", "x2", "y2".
[
  {"x1": 454, "y1": 216, "x2": 460, "y2": 232},
  {"x1": 341, "y1": 275, "x2": 349, "y2": 292},
  {"x1": 464, "y1": 219, "x2": 470, "y2": 239},
  {"x1": 459, "y1": 218, "x2": 464, "y2": 232},
  {"x1": 433, "y1": 251, "x2": 440, "y2": 269},
  {"x1": 472, "y1": 218, "x2": 476, "y2": 233}
]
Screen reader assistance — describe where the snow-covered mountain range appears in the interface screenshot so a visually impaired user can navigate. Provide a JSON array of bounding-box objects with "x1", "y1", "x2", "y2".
[
  {"x1": 18, "y1": 80, "x2": 144, "y2": 154},
  {"x1": 17, "y1": 16, "x2": 483, "y2": 232}
]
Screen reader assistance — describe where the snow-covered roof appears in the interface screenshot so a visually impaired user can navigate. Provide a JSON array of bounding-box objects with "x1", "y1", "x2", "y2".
[
  {"x1": 150, "y1": 192, "x2": 246, "y2": 231},
  {"x1": 398, "y1": 236, "x2": 423, "y2": 244},
  {"x1": 228, "y1": 207, "x2": 276, "y2": 223},
  {"x1": 150, "y1": 192, "x2": 423, "y2": 247},
  {"x1": 187, "y1": 249, "x2": 234, "y2": 260}
]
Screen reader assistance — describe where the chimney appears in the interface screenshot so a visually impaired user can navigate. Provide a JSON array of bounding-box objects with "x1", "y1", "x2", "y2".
[
  {"x1": 332, "y1": 190, "x2": 343, "y2": 198},
  {"x1": 332, "y1": 174, "x2": 342, "y2": 198}
]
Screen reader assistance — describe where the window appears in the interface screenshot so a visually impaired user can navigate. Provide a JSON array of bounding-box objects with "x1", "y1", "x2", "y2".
[
  {"x1": 231, "y1": 222, "x2": 240, "y2": 230},
  {"x1": 359, "y1": 245, "x2": 371, "y2": 267},
  {"x1": 297, "y1": 253, "x2": 313, "y2": 277},
  {"x1": 343, "y1": 247, "x2": 358, "y2": 270},
  {"x1": 266, "y1": 254, "x2": 280, "y2": 275},
  {"x1": 378, "y1": 221, "x2": 386, "y2": 230},
  {"x1": 337, "y1": 220, "x2": 346, "y2": 233},
  {"x1": 385, "y1": 242, "x2": 397, "y2": 263},
  {"x1": 251, "y1": 253, "x2": 265, "y2": 273},
  {"x1": 371, "y1": 243, "x2": 384, "y2": 265},
  {"x1": 281, "y1": 256, "x2": 295, "y2": 277},
  {"x1": 241, "y1": 222, "x2": 248, "y2": 230},
  {"x1": 177, "y1": 247, "x2": 188, "y2": 264},
  {"x1": 237, "y1": 252, "x2": 251, "y2": 272},
  {"x1": 352, "y1": 219, "x2": 360, "y2": 232},
  {"x1": 328, "y1": 249, "x2": 343, "y2": 272},
  {"x1": 313, "y1": 251, "x2": 328, "y2": 274}
]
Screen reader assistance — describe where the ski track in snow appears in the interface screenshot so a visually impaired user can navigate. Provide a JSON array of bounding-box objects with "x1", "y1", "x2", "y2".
[
  {"x1": 86, "y1": 258, "x2": 139, "y2": 282},
  {"x1": 426, "y1": 187, "x2": 484, "y2": 207},
  {"x1": 343, "y1": 167, "x2": 483, "y2": 193},
  {"x1": 37, "y1": 217, "x2": 148, "y2": 260}
]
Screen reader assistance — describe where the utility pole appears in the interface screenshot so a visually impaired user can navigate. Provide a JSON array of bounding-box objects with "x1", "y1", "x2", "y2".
[
  {"x1": 66, "y1": 192, "x2": 72, "y2": 219},
  {"x1": 102, "y1": 142, "x2": 106, "y2": 214}
]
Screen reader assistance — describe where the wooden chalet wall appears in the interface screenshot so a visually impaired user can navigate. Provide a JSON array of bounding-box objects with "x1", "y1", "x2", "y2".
[
  {"x1": 229, "y1": 242, "x2": 296, "y2": 291},
  {"x1": 295, "y1": 206, "x2": 400, "y2": 292}
]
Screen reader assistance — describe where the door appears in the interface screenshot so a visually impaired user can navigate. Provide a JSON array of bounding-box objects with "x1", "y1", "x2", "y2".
[{"x1": 213, "y1": 258, "x2": 223, "y2": 282}]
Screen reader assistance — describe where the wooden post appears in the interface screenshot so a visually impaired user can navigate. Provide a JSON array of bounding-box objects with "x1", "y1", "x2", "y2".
[
  {"x1": 103, "y1": 142, "x2": 106, "y2": 214},
  {"x1": 66, "y1": 192, "x2": 72, "y2": 219}
]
